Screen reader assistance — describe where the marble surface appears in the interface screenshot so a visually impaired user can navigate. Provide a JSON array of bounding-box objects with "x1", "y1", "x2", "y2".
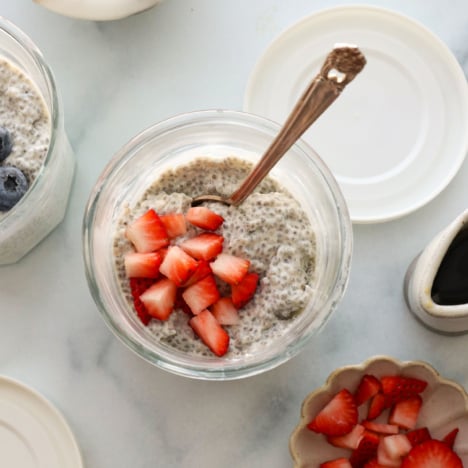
[{"x1": 0, "y1": 0, "x2": 467, "y2": 467}]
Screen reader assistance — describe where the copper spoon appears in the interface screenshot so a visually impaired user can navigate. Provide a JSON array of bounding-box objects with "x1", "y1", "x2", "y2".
[{"x1": 191, "y1": 44, "x2": 366, "y2": 207}]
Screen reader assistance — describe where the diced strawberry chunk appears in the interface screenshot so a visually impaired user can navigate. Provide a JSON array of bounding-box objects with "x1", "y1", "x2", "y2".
[
  {"x1": 139, "y1": 278, "x2": 177, "y2": 321},
  {"x1": 406, "y1": 427, "x2": 432, "y2": 447},
  {"x1": 186, "y1": 206, "x2": 224, "y2": 231},
  {"x1": 328, "y1": 424, "x2": 365, "y2": 450},
  {"x1": 350, "y1": 430, "x2": 380, "y2": 467},
  {"x1": 211, "y1": 297, "x2": 240, "y2": 325},
  {"x1": 180, "y1": 233, "x2": 224, "y2": 260},
  {"x1": 362, "y1": 421, "x2": 399, "y2": 435},
  {"x1": 377, "y1": 434, "x2": 412, "y2": 466},
  {"x1": 181, "y1": 260, "x2": 212, "y2": 288},
  {"x1": 210, "y1": 253, "x2": 250, "y2": 285},
  {"x1": 388, "y1": 395, "x2": 422, "y2": 430},
  {"x1": 124, "y1": 251, "x2": 161, "y2": 278},
  {"x1": 175, "y1": 289, "x2": 192, "y2": 315},
  {"x1": 401, "y1": 439, "x2": 463, "y2": 467},
  {"x1": 182, "y1": 275, "x2": 220, "y2": 315},
  {"x1": 125, "y1": 209, "x2": 169, "y2": 253},
  {"x1": 129, "y1": 277, "x2": 155, "y2": 325},
  {"x1": 159, "y1": 246, "x2": 198, "y2": 286},
  {"x1": 367, "y1": 392, "x2": 386, "y2": 420},
  {"x1": 442, "y1": 428, "x2": 459, "y2": 450},
  {"x1": 380, "y1": 376, "x2": 427, "y2": 407},
  {"x1": 189, "y1": 309, "x2": 229, "y2": 356},
  {"x1": 307, "y1": 389, "x2": 358, "y2": 436},
  {"x1": 355, "y1": 375, "x2": 382, "y2": 406},
  {"x1": 160, "y1": 213, "x2": 187, "y2": 238},
  {"x1": 320, "y1": 458, "x2": 352, "y2": 468},
  {"x1": 231, "y1": 272, "x2": 259, "y2": 308}
]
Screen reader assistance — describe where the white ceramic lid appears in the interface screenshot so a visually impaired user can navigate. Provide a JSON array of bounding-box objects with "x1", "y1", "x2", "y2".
[
  {"x1": 244, "y1": 5, "x2": 468, "y2": 223},
  {"x1": 0, "y1": 375, "x2": 83, "y2": 468}
]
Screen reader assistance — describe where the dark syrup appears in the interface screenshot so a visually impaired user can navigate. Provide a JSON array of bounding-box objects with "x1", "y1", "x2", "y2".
[{"x1": 431, "y1": 227, "x2": 468, "y2": 305}]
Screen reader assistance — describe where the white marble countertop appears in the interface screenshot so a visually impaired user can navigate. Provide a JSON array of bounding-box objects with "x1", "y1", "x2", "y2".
[{"x1": 0, "y1": 1, "x2": 467, "y2": 467}]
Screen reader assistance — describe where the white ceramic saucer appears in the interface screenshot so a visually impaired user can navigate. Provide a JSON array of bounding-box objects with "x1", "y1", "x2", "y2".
[
  {"x1": 0, "y1": 376, "x2": 83, "y2": 468},
  {"x1": 244, "y1": 5, "x2": 468, "y2": 223}
]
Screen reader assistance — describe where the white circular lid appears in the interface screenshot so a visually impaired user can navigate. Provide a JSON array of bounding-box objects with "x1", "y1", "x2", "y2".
[
  {"x1": 244, "y1": 5, "x2": 468, "y2": 223},
  {"x1": 0, "y1": 376, "x2": 83, "y2": 468}
]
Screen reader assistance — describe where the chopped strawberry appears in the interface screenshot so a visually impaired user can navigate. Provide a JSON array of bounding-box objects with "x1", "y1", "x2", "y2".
[
  {"x1": 380, "y1": 376, "x2": 427, "y2": 407},
  {"x1": 175, "y1": 289, "x2": 193, "y2": 315},
  {"x1": 211, "y1": 297, "x2": 240, "y2": 325},
  {"x1": 328, "y1": 424, "x2": 365, "y2": 450},
  {"x1": 159, "y1": 246, "x2": 198, "y2": 286},
  {"x1": 139, "y1": 278, "x2": 177, "y2": 321},
  {"x1": 377, "y1": 434, "x2": 412, "y2": 466},
  {"x1": 124, "y1": 251, "x2": 161, "y2": 278},
  {"x1": 210, "y1": 253, "x2": 250, "y2": 285},
  {"x1": 160, "y1": 213, "x2": 187, "y2": 238},
  {"x1": 441, "y1": 428, "x2": 459, "y2": 449},
  {"x1": 362, "y1": 421, "x2": 399, "y2": 435},
  {"x1": 189, "y1": 309, "x2": 229, "y2": 356},
  {"x1": 388, "y1": 395, "x2": 422, "y2": 430},
  {"x1": 125, "y1": 209, "x2": 169, "y2": 253},
  {"x1": 320, "y1": 458, "x2": 352, "y2": 468},
  {"x1": 307, "y1": 389, "x2": 358, "y2": 436},
  {"x1": 129, "y1": 277, "x2": 155, "y2": 325},
  {"x1": 350, "y1": 430, "x2": 380, "y2": 467},
  {"x1": 367, "y1": 392, "x2": 386, "y2": 420},
  {"x1": 363, "y1": 460, "x2": 386, "y2": 468},
  {"x1": 181, "y1": 260, "x2": 212, "y2": 288},
  {"x1": 158, "y1": 247, "x2": 169, "y2": 261},
  {"x1": 186, "y1": 206, "x2": 224, "y2": 231},
  {"x1": 231, "y1": 272, "x2": 259, "y2": 308},
  {"x1": 406, "y1": 427, "x2": 432, "y2": 447},
  {"x1": 182, "y1": 275, "x2": 220, "y2": 315},
  {"x1": 355, "y1": 375, "x2": 382, "y2": 406},
  {"x1": 401, "y1": 439, "x2": 463, "y2": 467},
  {"x1": 180, "y1": 233, "x2": 224, "y2": 260}
]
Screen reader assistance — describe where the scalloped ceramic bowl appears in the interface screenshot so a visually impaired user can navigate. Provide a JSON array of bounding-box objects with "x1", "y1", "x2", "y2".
[{"x1": 289, "y1": 356, "x2": 468, "y2": 467}]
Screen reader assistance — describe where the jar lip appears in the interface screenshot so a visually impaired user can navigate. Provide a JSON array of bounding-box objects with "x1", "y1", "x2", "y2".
[
  {"x1": 0, "y1": 17, "x2": 61, "y2": 224},
  {"x1": 83, "y1": 109, "x2": 354, "y2": 380}
]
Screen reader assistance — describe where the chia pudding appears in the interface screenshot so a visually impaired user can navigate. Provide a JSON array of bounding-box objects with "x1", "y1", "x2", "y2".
[{"x1": 113, "y1": 157, "x2": 317, "y2": 357}]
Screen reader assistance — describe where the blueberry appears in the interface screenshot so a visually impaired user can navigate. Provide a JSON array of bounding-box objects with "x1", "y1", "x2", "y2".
[
  {"x1": 0, "y1": 127, "x2": 13, "y2": 162},
  {"x1": 0, "y1": 166, "x2": 29, "y2": 211}
]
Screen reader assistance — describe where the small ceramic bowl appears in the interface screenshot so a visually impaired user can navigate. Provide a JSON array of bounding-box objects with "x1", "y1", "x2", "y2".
[{"x1": 289, "y1": 356, "x2": 468, "y2": 467}]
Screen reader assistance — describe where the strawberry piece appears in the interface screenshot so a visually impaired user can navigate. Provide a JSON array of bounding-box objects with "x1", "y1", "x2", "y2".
[
  {"x1": 350, "y1": 430, "x2": 380, "y2": 467},
  {"x1": 181, "y1": 260, "x2": 212, "y2": 288},
  {"x1": 211, "y1": 297, "x2": 240, "y2": 325},
  {"x1": 186, "y1": 206, "x2": 224, "y2": 231},
  {"x1": 442, "y1": 428, "x2": 459, "y2": 449},
  {"x1": 129, "y1": 277, "x2": 155, "y2": 325},
  {"x1": 125, "y1": 209, "x2": 169, "y2": 253},
  {"x1": 380, "y1": 376, "x2": 427, "y2": 407},
  {"x1": 328, "y1": 424, "x2": 365, "y2": 450},
  {"x1": 355, "y1": 375, "x2": 382, "y2": 406},
  {"x1": 307, "y1": 389, "x2": 358, "y2": 436},
  {"x1": 377, "y1": 434, "x2": 412, "y2": 466},
  {"x1": 231, "y1": 272, "x2": 259, "y2": 308},
  {"x1": 362, "y1": 421, "x2": 399, "y2": 435},
  {"x1": 210, "y1": 253, "x2": 250, "y2": 285},
  {"x1": 182, "y1": 275, "x2": 220, "y2": 315},
  {"x1": 406, "y1": 427, "x2": 432, "y2": 447},
  {"x1": 159, "y1": 246, "x2": 198, "y2": 286},
  {"x1": 189, "y1": 309, "x2": 229, "y2": 356},
  {"x1": 175, "y1": 289, "x2": 192, "y2": 315},
  {"x1": 124, "y1": 251, "x2": 161, "y2": 278},
  {"x1": 367, "y1": 392, "x2": 386, "y2": 420},
  {"x1": 139, "y1": 278, "x2": 177, "y2": 321},
  {"x1": 180, "y1": 233, "x2": 224, "y2": 261},
  {"x1": 320, "y1": 458, "x2": 352, "y2": 468},
  {"x1": 401, "y1": 439, "x2": 463, "y2": 467},
  {"x1": 160, "y1": 213, "x2": 187, "y2": 238},
  {"x1": 388, "y1": 395, "x2": 422, "y2": 430},
  {"x1": 363, "y1": 460, "x2": 386, "y2": 468}
]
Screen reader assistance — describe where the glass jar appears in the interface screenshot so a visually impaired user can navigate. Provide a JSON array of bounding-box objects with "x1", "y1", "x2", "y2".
[{"x1": 0, "y1": 18, "x2": 75, "y2": 265}]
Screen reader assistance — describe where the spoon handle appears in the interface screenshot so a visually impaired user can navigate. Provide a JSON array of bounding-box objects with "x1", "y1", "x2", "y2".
[{"x1": 228, "y1": 44, "x2": 366, "y2": 206}]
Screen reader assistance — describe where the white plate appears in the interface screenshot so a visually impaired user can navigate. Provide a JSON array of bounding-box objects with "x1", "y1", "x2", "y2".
[
  {"x1": 244, "y1": 5, "x2": 468, "y2": 223},
  {"x1": 0, "y1": 376, "x2": 83, "y2": 468}
]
